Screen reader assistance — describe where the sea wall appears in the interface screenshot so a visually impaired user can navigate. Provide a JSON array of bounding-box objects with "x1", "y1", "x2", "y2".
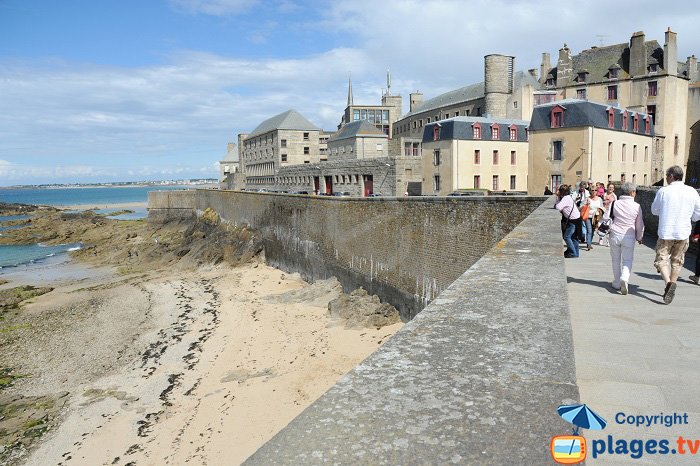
[
  {"x1": 148, "y1": 190, "x2": 546, "y2": 320},
  {"x1": 244, "y1": 198, "x2": 578, "y2": 464}
]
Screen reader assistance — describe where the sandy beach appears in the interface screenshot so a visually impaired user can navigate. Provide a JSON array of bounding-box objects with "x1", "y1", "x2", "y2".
[{"x1": 0, "y1": 208, "x2": 402, "y2": 465}]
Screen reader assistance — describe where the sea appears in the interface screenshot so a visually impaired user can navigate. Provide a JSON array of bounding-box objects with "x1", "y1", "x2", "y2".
[{"x1": 0, "y1": 185, "x2": 199, "y2": 271}]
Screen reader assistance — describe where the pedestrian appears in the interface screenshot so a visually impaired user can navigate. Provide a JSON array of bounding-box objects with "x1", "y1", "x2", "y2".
[
  {"x1": 603, "y1": 182, "x2": 644, "y2": 294},
  {"x1": 583, "y1": 187, "x2": 604, "y2": 251},
  {"x1": 650, "y1": 166, "x2": 700, "y2": 304},
  {"x1": 597, "y1": 182, "x2": 605, "y2": 198},
  {"x1": 689, "y1": 221, "x2": 700, "y2": 285},
  {"x1": 556, "y1": 184, "x2": 581, "y2": 258},
  {"x1": 603, "y1": 182, "x2": 617, "y2": 211},
  {"x1": 544, "y1": 185, "x2": 553, "y2": 195},
  {"x1": 599, "y1": 183, "x2": 618, "y2": 246}
]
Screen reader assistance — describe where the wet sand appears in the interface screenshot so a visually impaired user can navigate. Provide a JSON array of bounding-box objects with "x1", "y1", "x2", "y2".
[{"x1": 2, "y1": 260, "x2": 401, "y2": 465}]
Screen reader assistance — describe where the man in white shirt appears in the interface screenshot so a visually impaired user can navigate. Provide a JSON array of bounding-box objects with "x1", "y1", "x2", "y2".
[{"x1": 651, "y1": 165, "x2": 700, "y2": 304}]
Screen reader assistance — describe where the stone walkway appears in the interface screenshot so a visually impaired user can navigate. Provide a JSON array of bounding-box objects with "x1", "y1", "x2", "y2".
[{"x1": 566, "y1": 237, "x2": 700, "y2": 465}]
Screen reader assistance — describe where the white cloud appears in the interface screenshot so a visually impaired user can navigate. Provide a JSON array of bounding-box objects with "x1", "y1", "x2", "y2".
[
  {"x1": 2, "y1": 0, "x2": 699, "y2": 186},
  {"x1": 0, "y1": 45, "x2": 380, "y2": 184}
]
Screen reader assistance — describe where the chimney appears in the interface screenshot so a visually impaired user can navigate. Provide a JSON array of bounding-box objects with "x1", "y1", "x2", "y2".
[
  {"x1": 629, "y1": 31, "x2": 646, "y2": 77},
  {"x1": 664, "y1": 27, "x2": 678, "y2": 76},
  {"x1": 687, "y1": 55, "x2": 699, "y2": 82},
  {"x1": 540, "y1": 52, "x2": 551, "y2": 84},
  {"x1": 556, "y1": 45, "x2": 572, "y2": 86},
  {"x1": 410, "y1": 92, "x2": 423, "y2": 112}
]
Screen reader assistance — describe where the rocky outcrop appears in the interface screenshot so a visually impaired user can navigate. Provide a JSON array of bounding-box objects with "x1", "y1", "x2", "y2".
[
  {"x1": 328, "y1": 288, "x2": 400, "y2": 329},
  {"x1": 265, "y1": 277, "x2": 343, "y2": 307}
]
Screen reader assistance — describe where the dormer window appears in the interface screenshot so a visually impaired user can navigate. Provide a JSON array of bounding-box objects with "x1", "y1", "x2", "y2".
[
  {"x1": 645, "y1": 115, "x2": 651, "y2": 135},
  {"x1": 609, "y1": 67, "x2": 619, "y2": 79},
  {"x1": 433, "y1": 124, "x2": 441, "y2": 141},
  {"x1": 649, "y1": 63, "x2": 658, "y2": 73},
  {"x1": 622, "y1": 111, "x2": 629, "y2": 130},
  {"x1": 473, "y1": 122, "x2": 482, "y2": 139},
  {"x1": 491, "y1": 124, "x2": 500, "y2": 140},
  {"x1": 550, "y1": 105, "x2": 565, "y2": 128},
  {"x1": 633, "y1": 114, "x2": 639, "y2": 132},
  {"x1": 546, "y1": 77, "x2": 555, "y2": 86},
  {"x1": 577, "y1": 71, "x2": 589, "y2": 83},
  {"x1": 607, "y1": 107, "x2": 615, "y2": 128},
  {"x1": 509, "y1": 125, "x2": 517, "y2": 141}
]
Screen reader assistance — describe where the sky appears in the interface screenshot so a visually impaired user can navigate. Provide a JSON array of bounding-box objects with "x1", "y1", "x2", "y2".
[{"x1": 1, "y1": 0, "x2": 699, "y2": 186}]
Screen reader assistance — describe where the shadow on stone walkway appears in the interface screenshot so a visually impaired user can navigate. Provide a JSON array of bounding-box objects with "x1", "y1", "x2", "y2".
[{"x1": 565, "y1": 236, "x2": 700, "y2": 465}]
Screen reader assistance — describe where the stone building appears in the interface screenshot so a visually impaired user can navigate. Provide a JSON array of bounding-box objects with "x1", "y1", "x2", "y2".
[
  {"x1": 391, "y1": 55, "x2": 544, "y2": 163},
  {"x1": 327, "y1": 120, "x2": 389, "y2": 160},
  {"x1": 274, "y1": 118, "x2": 422, "y2": 196},
  {"x1": 274, "y1": 156, "x2": 423, "y2": 197},
  {"x1": 338, "y1": 73, "x2": 403, "y2": 138},
  {"x1": 539, "y1": 28, "x2": 698, "y2": 184},
  {"x1": 528, "y1": 99, "x2": 654, "y2": 193},
  {"x1": 238, "y1": 109, "x2": 329, "y2": 190},
  {"x1": 421, "y1": 117, "x2": 530, "y2": 195},
  {"x1": 218, "y1": 142, "x2": 239, "y2": 189},
  {"x1": 226, "y1": 72, "x2": 424, "y2": 196}
]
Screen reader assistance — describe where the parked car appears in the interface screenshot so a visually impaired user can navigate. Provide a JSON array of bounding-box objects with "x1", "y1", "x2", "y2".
[
  {"x1": 333, "y1": 191, "x2": 351, "y2": 197},
  {"x1": 367, "y1": 193, "x2": 383, "y2": 197},
  {"x1": 289, "y1": 190, "x2": 309, "y2": 195}
]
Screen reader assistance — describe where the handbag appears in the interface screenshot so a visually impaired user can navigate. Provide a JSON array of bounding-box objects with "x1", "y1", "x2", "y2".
[{"x1": 580, "y1": 204, "x2": 590, "y2": 220}]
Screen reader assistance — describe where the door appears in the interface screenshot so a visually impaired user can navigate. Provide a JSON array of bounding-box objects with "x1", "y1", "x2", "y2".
[
  {"x1": 363, "y1": 175, "x2": 373, "y2": 197},
  {"x1": 324, "y1": 176, "x2": 333, "y2": 195}
]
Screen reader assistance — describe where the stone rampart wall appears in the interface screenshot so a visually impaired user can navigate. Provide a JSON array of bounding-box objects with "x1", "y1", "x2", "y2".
[
  {"x1": 244, "y1": 199, "x2": 578, "y2": 464},
  {"x1": 149, "y1": 190, "x2": 545, "y2": 320}
]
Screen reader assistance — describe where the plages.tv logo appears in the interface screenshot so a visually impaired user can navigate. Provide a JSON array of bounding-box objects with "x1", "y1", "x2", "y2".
[{"x1": 551, "y1": 403, "x2": 607, "y2": 464}]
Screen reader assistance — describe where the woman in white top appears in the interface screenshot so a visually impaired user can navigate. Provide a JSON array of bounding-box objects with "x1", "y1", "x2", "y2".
[
  {"x1": 600, "y1": 183, "x2": 618, "y2": 246},
  {"x1": 583, "y1": 188, "x2": 604, "y2": 250}
]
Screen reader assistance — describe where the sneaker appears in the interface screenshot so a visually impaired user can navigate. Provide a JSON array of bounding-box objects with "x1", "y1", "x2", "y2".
[
  {"x1": 663, "y1": 282, "x2": 677, "y2": 304},
  {"x1": 620, "y1": 281, "x2": 628, "y2": 295},
  {"x1": 690, "y1": 275, "x2": 699, "y2": 285}
]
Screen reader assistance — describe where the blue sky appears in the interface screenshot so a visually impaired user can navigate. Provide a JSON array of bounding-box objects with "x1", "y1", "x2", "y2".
[{"x1": 1, "y1": 0, "x2": 699, "y2": 186}]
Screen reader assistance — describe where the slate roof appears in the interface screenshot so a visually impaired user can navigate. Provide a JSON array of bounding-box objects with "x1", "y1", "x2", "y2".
[
  {"x1": 546, "y1": 40, "x2": 666, "y2": 83},
  {"x1": 403, "y1": 71, "x2": 542, "y2": 119},
  {"x1": 422, "y1": 116, "x2": 530, "y2": 143},
  {"x1": 220, "y1": 146, "x2": 239, "y2": 162},
  {"x1": 529, "y1": 99, "x2": 654, "y2": 136},
  {"x1": 248, "y1": 109, "x2": 319, "y2": 138},
  {"x1": 328, "y1": 120, "x2": 387, "y2": 143}
]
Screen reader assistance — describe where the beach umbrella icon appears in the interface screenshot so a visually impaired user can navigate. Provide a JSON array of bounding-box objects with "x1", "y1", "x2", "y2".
[{"x1": 557, "y1": 404, "x2": 607, "y2": 434}]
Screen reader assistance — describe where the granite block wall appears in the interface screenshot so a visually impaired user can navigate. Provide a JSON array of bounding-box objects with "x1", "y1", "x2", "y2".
[{"x1": 149, "y1": 190, "x2": 546, "y2": 320}]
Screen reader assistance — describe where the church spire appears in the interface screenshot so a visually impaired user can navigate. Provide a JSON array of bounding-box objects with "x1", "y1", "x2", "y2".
[{"x1": 347, "y1": 73, "x2": 353, "y2": 106}]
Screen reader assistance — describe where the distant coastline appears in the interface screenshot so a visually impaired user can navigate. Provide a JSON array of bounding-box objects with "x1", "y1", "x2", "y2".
[{"x1": 0, "y1": 179, "x2": 217, "y2": 190}]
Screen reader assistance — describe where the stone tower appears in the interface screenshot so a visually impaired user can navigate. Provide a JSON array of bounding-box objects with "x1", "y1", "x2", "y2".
[
  {"x1": 484, "y1": 54, "x2": 514, "y2": 118},
  {"x1": 410, "y1": 92, "x2": 423, "y2": 113}
]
